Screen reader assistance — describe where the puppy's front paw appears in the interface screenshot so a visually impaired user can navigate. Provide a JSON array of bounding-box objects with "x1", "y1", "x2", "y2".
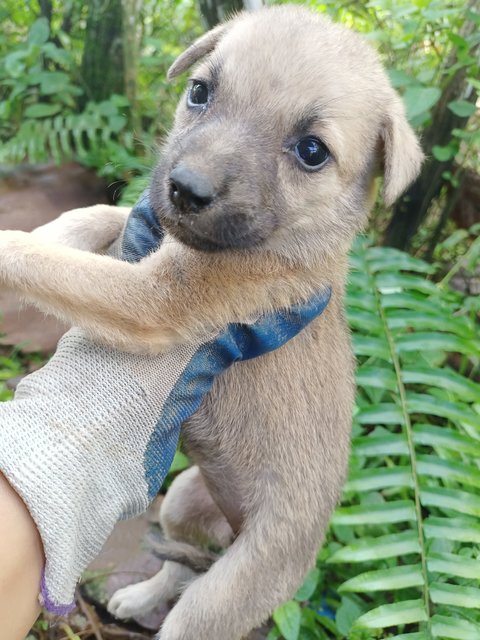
[{"x1": 108, "y1": 581, "x2": 158, "y2": 619}]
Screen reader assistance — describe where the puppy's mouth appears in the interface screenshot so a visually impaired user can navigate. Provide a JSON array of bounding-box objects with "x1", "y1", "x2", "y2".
[
  {"x1": 149, "y1": 158, "x2": 278, "y2": 252},
  {"x1": 158, "y1": 206, "x2": 271, "y2": 253}
]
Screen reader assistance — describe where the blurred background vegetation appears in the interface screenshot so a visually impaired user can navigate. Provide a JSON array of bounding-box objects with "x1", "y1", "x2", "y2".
[
  {"x1": 1, "y1": 0, "x2": 478, "y2": 253},
  {"x1": 1, "y1": 1, "x2": 479, "y2": 639}
]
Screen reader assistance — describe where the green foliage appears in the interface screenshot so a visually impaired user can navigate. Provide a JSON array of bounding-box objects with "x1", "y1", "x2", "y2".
[
  {"x1": 0, "y1": 0, "x2": 201, "y2": 184},
  {"x1": 270, "y1": 239, "x2": 480, "y2": 639}
]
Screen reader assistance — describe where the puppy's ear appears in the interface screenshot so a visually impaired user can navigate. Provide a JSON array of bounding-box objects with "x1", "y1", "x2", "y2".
[
  {"x1": 167, "y1": 25, "x2": 228, "y2": 80},
  {"x1": 381, "y1": 95, "x2": 424, "y2": 206}
]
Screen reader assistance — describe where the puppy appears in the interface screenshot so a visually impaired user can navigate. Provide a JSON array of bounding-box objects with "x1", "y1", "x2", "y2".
[{"x1": 0, "y1": 6, "x2": 423, "y2": 639}]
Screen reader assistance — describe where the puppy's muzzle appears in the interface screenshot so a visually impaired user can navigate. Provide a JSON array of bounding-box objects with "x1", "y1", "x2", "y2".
[{"x1": 169, "y1": 165, "x2": 215, "y2": 214}]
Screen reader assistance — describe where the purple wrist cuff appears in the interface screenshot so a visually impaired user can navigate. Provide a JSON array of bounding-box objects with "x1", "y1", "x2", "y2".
[{"x1": 39, "y1": 570, "x2": 76, "y2": 616}]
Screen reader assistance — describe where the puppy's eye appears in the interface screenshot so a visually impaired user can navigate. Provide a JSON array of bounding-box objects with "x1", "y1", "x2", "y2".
[
  {"x1": 188, "y1": 81, "x2": 209, "y2": 107},
  {"x1": 294, "y1": 137, "x2": 330, "y2": 169}
]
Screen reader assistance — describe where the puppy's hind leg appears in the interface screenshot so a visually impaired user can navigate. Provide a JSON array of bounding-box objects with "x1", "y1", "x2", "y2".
[
  {"x1": 108, "y1": 466, "x2": 233, "y2": 620},
  {"x1": 160, "y1": 465, "x2": 234, "y2": 549}
]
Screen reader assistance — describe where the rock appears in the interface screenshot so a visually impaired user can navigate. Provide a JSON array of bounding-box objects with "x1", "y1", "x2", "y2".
[{"x1": 0, "y1": 162, "x2": 108, "y2": 352}]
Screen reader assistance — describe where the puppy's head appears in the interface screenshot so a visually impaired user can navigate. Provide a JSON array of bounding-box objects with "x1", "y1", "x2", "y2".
[{"x1": 151, "y1": 6, "x2": 423, "y2": 259}]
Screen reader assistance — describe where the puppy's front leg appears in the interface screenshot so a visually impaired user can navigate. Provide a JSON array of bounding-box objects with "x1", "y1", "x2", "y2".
[
  {"x1": 31, "y1": 205, "x2": 130, "y2": 252},
  {"x1": 157, "y1": 496, "x2": 328, "y2": 640},
  {"x1": 0, "y1": 231, "x2": 297, "y2": 352}
]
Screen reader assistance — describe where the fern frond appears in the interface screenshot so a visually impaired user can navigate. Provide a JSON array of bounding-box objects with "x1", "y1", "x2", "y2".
[
  {"x1": 0, "y1": 98, "x2": 147, "y2": 179},
  {"x1": 329, "y1": 237, "x2": 480, "y2": 639}
]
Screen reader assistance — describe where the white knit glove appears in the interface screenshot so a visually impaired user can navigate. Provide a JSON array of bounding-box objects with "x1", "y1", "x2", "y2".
[{"x1": 0, "y1": 192, "x2": 331, "y2": 614}]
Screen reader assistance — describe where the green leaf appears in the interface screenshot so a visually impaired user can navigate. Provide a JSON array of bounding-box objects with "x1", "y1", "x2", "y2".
[
  {"x1": 366, "y1": 247, "x2": 434, "y2": 274},
  {"x1": 335, "y1": 596, "x2": 363, "y2": 636},
  {"x1": 352, "y1": 335, "x2": 390, "y2": 360},
  {"x1": 386, "y1": 311, "x2": 473, "y2": 337},
  {"x1": 294, "y1": 567, "x2": 320, "y2": 601},
  {"x1": 424, "y1": 517, "x2": 480, "y2": 544},
  {"x1": 109, "y1": 114, "x2": 127, "y2": 133},
  {"x1": 406, "y1": 393, "x2": 480, "y2": 428},
  {"x1": 351, "y1": 434, "x2": 409, "y2": 457},
  {"x1": 347, "y1": 308, "x2": 382, "y2": 332},
  {"x1": 169, "y1": 450, "x2": 190, "y2": 473},
  {"x1": 356, "y1": 366, "x2": 398, "y2": 392},
  {"x1": 345, "y1": 466, "x2": 413, "y2": 492},
  {"x1": 4, "y1": 50, "x2": 27, "y2": 77},
  {"x1": 339, "y1": 564, "x2": 424, "y2": 593},
  {"x1": 273, "y1": 601, "x2": 301, "y2": 640},
  {"x1": 388, "y1": 69, "x2": 418, "y2": 88},
  {"x1": 332, "y1": 500, "x2": 416, "y2": 525},
  {"x1": 427, "y1": 552, "x2": 480, "y2": 580},
  {"x1": 387, "y1": 633, "x2": 429, "y2": 640},
  {"x1": 431, "y1": 614, "x2": 480, "y2": 639},
  {"x1": 417, "y1": 454, "x2": 480, "y2": 489},
  {"x1": 355, "y1": 599, "x2": 427, "y2": 629},
  {"x1": 403, "y1": 87, "x2": 441, "y2": 120},
  {"x1": 347, "y1": 291, "x2": 376, "y2": 311},
  {"x1": 376, "y1": 273, "x2": 438, "y2": 295},
  {"x1": 413, "y1": 424, "x2": 480, "y2": 456},
  {"x1": 24, "y1": 103, "x2": 62, "y2": 118},
  {"x1": 28, "y1": 17, "x2": 50, "y2": 45},
  {"x1": 448, "y1": 33, "x2": 468, "y2": 49},
  {"x1": 430, "y1": 582, "x2": 480, "y2": 608},
  {"x1": 356, "y1": 404, "x2": 404, "y2": 425},
  {"x1": 421, "y1": 487, "x2": 480, "y2": 518},
  {"x1": 448, "y1": 100, "x2": 476, "y2": 118},
  {"x1": 432, "y1": 144, "x2": 456, "y2": 161},
  {"x1": 39, "y1": 72, "x2": 70, "y2": 95},
  {"x1": 403, "y1": 368, "x2": 480, "y2": 400},
  {"x1": 327, "y1": 531, "x2": 421, "y2": 563},
  {"x1": 380, "y1": 292, "x2": 452, "y2": 315},
  {"x1": 396, "y1": 333, "x2": 479, "y2": 357}
]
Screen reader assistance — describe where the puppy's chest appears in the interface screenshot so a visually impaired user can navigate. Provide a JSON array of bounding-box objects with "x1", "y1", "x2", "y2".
[{"x1": 181, "y1": 323, "x2": 344, "y2": 455}]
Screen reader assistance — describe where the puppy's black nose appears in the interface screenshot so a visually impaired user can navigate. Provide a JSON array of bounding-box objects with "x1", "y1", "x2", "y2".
[{"x1": 169, "y1": 165, "x2": 214, "y2": 212}]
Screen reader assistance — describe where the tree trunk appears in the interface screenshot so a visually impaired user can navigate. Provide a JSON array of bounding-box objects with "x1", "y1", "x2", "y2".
[
  {"x1": 384, "y1": 69, "x2": 477, "y2": 250},
  {"x1": 384, "y1": 10, "x2": 479, "y2": 251},
  {"x1": 38, "y1": 0, "x2": 53, "y2": 24},
  {"x1": 121, "y1": 0, "x2": 143, "y2": 133},
  {"x1": 80, "y1": 0, "x2": 125, "y2": 104},
  {"x1": 197, "y1": 0, "x2": 256, "y2": 29}
]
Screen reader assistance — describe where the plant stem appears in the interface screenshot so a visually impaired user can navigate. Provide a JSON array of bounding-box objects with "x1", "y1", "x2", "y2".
[{"x1": 368, "y1": 257, "x2": 432, "y2": 637}]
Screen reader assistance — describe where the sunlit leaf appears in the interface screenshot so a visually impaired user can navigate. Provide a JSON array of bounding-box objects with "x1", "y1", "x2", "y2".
[
  {"x1": 339, "y1": 564, "x2": 424, "y2": 593},
  {"x1": 327, "y1": 531, "x2": 421, "y2": 563},
  {"x1": 430, "y1": 582, "x2": 480, "y2": 608},
  {"x1": 352, "y1": 434, "x2": 409, "y2": 457},
  {"x1": 427, "y1": 552, "x2": 480, "y2": 580},
  {"x1": 413, "y1": 424, "x2": 480, "y2": 456},
  {"x1": 431, "y1": 614, "x2": 480, "y2": 639},
  {"x1": 332, "y1": 500, "x2": 416, "y2": 525},
  {"x1": 273, "y1": 601, "x2": 301, "y2": 640},
  {"x1": 448, "y1": 100, "x2": 476, "y2": 117},
  {"x1": 356, "y1": 403, "x2": 404, "y2": 425},
  {"x1": 420, "y1": 487, "x2": 480, "y2": 517},
  {"x1": 345, "y1": 466, "x2": 413, "y2": 492},
  {"x1": 355, "y1": 599, "x2": 427, "y2": 629}
]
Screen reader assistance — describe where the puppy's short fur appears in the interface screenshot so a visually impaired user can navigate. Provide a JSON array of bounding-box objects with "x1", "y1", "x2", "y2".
[{"x1": 0, "y1": 6, "x2": 422, "y2": 639}]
